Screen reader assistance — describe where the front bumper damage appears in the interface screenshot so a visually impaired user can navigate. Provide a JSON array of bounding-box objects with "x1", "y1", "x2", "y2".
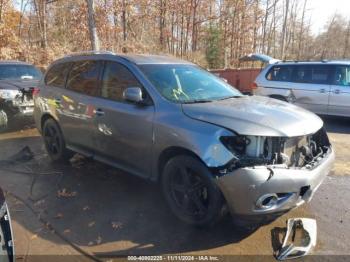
[
  {"x1": 276, "y1": 218, "x2": 317, "y2": 260},
  {"x1": 215, "y1": 147, "x2": 334, "y2": 218},
  {"x1": 0, "y1": 88, "x2": 34, "y2": 129}
]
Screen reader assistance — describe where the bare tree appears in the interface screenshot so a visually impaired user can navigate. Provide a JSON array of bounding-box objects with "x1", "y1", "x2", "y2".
[
  {"x1": 86, "y1": 0, "x2": 100, "y2": 51},
  {"x1": 280, "y1": 0, "x2": 289, "y2": 59},
  {"x1": 297, "y1": 0, "x2": 307, "y2": 60},
  {"x1": 343, "y1": 20, "x2": 350, "y2": 58}
]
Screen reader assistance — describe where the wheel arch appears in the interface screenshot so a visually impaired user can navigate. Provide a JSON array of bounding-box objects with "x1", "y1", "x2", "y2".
[
  {"x1": 40, "y1": 113, "x2": 58, "y2": 131},
  {"x1": 157, "y1": 146, "x2": 207, "y2": 182}
]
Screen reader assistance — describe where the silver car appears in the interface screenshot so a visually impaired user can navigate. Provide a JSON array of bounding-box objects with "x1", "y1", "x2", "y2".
[
  {"x1": 247, "y1": 54, "x2": 350, "y2": 117},
  {"x1": 33, "y1": 52, "x2": 334, "y2": 226}
]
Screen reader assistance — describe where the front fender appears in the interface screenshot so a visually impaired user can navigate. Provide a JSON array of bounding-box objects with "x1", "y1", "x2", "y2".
[{"x1": 152, "y1": 110, "x2": 235, "y2": 179}]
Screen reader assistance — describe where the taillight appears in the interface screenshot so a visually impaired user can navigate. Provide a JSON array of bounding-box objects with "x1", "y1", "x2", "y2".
[
  {"x1": 32, "y1": 87, "x2": 40, "y2": 96},
  {"x1": 251, "y1": 82, "x2": 258, "y2": 90}
]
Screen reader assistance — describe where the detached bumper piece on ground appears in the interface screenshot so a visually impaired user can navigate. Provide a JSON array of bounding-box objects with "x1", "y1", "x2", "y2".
[
  {"x1": 277, "y1": 218, "x2": 317, "y2": 260},
  {"x1": 0, "y1": 190, "x2": 14, "y2": 262}
]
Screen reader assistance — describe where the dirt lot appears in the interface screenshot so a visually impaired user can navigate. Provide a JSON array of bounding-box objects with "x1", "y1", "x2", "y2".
[{"x1": 0, "y1": 116, "x2": 349, "y2": 261}]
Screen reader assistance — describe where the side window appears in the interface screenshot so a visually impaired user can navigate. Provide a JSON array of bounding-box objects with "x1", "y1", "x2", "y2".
[
  {"x1": 45, "y1": 63, "x2": 71, "y2": 87},
  {"x1": 101, "y1": 61, "x2": 142, "y2": 102},
  {"x1": 66, "y1": 60, "x2": 101, "y2": 96},
  {"x1": 266, "y1": 66, "x2": 293, "y2": 82},
  {"x1": 292, "y1": 65, "x2": 330, "y2": 84},
  {"x1": 334, "y1": 66, "x2": 350, "y2": 86}
]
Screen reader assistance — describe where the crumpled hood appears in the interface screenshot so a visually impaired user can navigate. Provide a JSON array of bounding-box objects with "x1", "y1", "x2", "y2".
[
  {"x1": 182, "y1": 96, "x2": 323, "y2": 137},
  {"x1": 0, "y1": 80, "x2": 39, "y2": 90}
]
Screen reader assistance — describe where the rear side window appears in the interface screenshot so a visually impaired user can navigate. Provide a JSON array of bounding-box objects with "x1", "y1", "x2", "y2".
[
  {"x1": 101, "y1": 61, "x2": 142, "y2": 102},
  {"x1": 334, "y1": 65, "x2": 350, "y2": 86},
  {"x1": 66, "y1": 60, "x2": 101, "y2": 96},
  {"x1": 45, "y1": 63, "x2": 71, "y2": 87},
  {"x1": 292, "y1": 65, "x2": 330, "y2": 84},
  {"x1": 266, "y1": 66, "x2": 293, "y2": 82}
]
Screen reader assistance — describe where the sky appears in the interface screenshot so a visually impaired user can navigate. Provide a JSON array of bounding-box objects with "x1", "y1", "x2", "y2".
[{"x1": 308, "y1": 0, "x2": 350, "y2": 34}]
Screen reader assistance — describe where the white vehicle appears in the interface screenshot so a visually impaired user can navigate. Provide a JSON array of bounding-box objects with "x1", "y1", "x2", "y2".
[{"x1": 243, "y1": 54, "x2": 350, "y2": 117}]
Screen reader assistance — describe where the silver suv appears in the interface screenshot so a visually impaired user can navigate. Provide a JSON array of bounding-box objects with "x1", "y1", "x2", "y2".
[
  {"x1": 250, "y1": 54, "x2": 350, "y2": 117},
  {"x1": 34, "y1": 52, "x2": 334, "y2": 226}
]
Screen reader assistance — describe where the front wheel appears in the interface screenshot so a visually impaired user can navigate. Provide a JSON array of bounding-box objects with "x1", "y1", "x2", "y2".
[
  {"x1": 161, "y1": 155, "x2": 224, "y2": 226},
  {"x1": 42, "y1": 118, "x2": 73, "y2": 162}
]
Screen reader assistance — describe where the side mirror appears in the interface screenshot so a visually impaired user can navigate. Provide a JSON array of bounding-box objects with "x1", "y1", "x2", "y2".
[{"x1": 123, "y1": 87, "x2": 143, "y2": 103}]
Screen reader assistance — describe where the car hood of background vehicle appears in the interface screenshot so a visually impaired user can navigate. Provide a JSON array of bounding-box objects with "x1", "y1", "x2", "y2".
[
  {"x1": 0, "y1": 79, "x2": 39, "y2": 90},
  {"x1": 182, "y1": 95, "x2": 323, "y2": 137}
]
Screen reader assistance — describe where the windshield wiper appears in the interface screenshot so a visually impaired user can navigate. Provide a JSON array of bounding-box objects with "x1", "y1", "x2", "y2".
[
  {"x1": 218, "y1": 95, "x2": 242, "y2": 101},
  {"x1": 182, "y1": 99, "x2": 214, "y2": 104}
]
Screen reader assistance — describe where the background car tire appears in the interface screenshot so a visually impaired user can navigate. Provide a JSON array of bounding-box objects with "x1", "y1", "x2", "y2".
[
  {"x1": 0, "y1": 109, "x2": 8, "y2": 132},
  {"x1": 43, "y1": 118, "x2": 73, "y2": 162},
  {"x1": 0, "y1": 109, "x2": 14, "y2": 133},
  {"x1": 161, "y1": 155, "x2": 224, "y2": 227}
]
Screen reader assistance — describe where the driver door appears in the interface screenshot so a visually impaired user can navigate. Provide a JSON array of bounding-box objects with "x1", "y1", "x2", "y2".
[{"x1": 91, "y1": 61, "x2": 155, "y2": 178}]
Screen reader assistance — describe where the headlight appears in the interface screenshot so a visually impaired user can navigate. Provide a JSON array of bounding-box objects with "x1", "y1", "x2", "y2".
[
  {"x1": 220, "y1": 135, "x2": 283, "y2": 168},
  {"x1": 0, "y1": 90, "x2": 19, "y2": 100},
  {"x1": 220, "y1": 135, "x2": 251, "y2": 155}
]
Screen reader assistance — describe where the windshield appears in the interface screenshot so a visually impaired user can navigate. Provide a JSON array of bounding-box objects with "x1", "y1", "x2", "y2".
[
  {"x1": 0, "y1": 64, "x2": 42, "y2": 80},
  {"x1": 140, "y1": 64, "x2": 242, "y2": 103}
]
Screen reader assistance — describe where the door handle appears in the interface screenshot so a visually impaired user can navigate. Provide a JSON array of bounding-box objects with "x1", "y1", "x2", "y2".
[
  {"x1": 94, "y1": 108, "x2": 105, "y2": 116},
  {"x1": 334, "y1": 89, "x2": 340, "y2": 94},
  {"x1": 319, "y1": 89, "x2": 326, "y2": 93}
]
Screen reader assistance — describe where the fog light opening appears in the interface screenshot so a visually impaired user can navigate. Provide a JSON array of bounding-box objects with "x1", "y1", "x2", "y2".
[{"x1": 256, "y1": 193, "x2": 278, "y2": 209}]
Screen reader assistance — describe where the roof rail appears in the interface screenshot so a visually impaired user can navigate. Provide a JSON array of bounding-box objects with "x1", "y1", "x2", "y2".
[
  {"x1": 280, "y1": 59, "x2": 332, "y2": 63},
  {"x1": 64, "y1": 50, "x2": 116, "y2": 57}
]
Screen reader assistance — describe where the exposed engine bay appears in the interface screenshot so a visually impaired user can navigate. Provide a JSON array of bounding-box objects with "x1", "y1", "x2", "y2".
[
  {"x1": 0, "y1": 87, "x2": 34, "y2": 114},
  {"x1": 220, "y1": 128, "x2": 331, "y2": 172},
  {"x1": 0, "y1": 87, "x2": 35, "y2": 129}
]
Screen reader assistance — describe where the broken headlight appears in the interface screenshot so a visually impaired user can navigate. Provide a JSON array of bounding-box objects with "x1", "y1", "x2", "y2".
[
  {"x1": 220, "y1": 128, "x2": 330, "y2": 170},
  {"x1": 220, "y1": 135, "x2": 250, "y2": 155},
  {"x1": 220, "y1": 135, "x2": 280, "y2": 168},
  {"x1": 0, "y1": 90, "x2": 18, "y2": 100}
]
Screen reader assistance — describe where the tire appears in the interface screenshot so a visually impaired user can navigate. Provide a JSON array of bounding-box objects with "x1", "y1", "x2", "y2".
[
  {"x1": 161, "y1": 155, "x2": 224, "y2": 226},
  {"x1": 42, "y1": 118, "x2": 73, "y2": 162},
  {"x1": 0, "y1": 109, "x2": 9, "y2": 132}
]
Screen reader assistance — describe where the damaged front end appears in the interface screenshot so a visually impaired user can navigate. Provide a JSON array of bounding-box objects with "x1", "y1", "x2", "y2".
[
  {"x1": 0, "y1": 87, "x2": 36, "y2": 129},
  {"x1": 218, "y1": 128, "x2": 331, "y2": 173},
  {"x1": 214, "y1": 128, "x2": 334, "y2": 218}
]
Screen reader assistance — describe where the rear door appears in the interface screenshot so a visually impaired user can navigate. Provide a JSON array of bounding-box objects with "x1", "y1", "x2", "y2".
[
  {"x1": 35, "y1": 62, "x2": 71, "y2": 131},
  {"x1": 328, "y1": 64, "x2": 350, "y2": 116},
  {"x1": 91, "y1": 61, "x2": 155, "y2": 178},
  {"x1": 289, "y1": 64, "x2": 331, "y2": 114},
  {"x1": 58, "y1": 60, "x2": 103, "y2": 152}
]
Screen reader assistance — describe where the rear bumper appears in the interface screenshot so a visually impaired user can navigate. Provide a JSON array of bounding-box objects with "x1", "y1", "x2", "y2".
[{"x1": 216, "y1": 148, "x2": 335, "y2": 217}]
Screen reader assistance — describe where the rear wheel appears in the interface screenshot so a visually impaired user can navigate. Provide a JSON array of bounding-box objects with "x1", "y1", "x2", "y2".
[
  {"x1": 42, "y1": 118, "x2": 73, "y2": 162},
  {"x1": 161, "y1": 155, "x2": 223, "y2": 226}
]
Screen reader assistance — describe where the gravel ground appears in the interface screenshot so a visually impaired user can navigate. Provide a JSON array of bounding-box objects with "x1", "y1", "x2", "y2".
[{"x1": 0, "y1": 115, "x2": 349, "y2": 261}]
